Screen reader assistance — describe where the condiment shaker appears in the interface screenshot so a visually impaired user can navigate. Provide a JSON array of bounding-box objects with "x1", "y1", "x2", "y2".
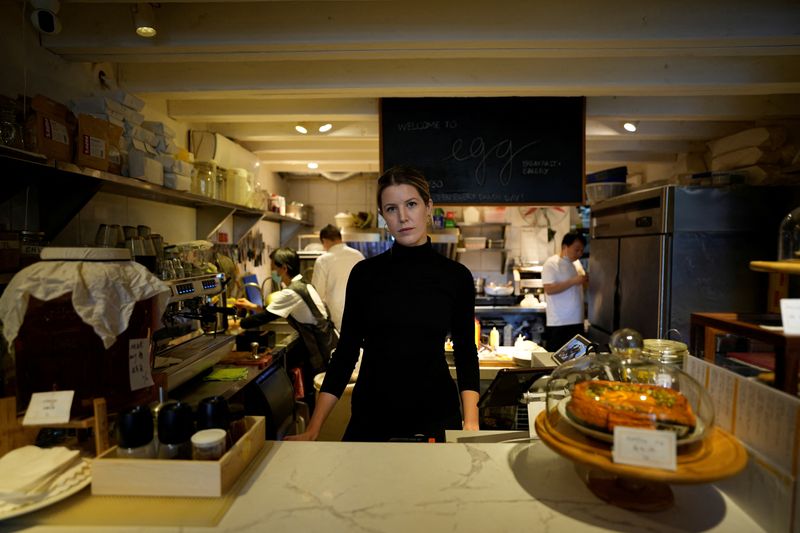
[{"x1": 116, "y1": 405, "x2": 156, "y2": 459}]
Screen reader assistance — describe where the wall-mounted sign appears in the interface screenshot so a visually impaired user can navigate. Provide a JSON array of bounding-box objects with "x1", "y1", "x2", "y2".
[{"x1": 380, "y1": 97, "x2": 585, "y2": 205}]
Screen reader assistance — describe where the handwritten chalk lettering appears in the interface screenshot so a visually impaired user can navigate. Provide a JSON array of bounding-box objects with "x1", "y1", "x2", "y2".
[
  {"x1": 445, "y1": 120, "x2": 458, "y2": 129},
  {"x1": 429, "y1": 179, "x2": 445, "y2": 189},
  {"x1": 446, "y1": 137, "x2": 540, "y2": 186},
  {"x1": 397, "y1": 121, "x2": 441, "y2": 132}
]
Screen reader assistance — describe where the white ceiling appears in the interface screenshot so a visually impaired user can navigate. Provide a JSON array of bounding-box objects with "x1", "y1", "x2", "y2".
[{"x1": 40, "y1": 0, "x2": 800, "y2": 180}]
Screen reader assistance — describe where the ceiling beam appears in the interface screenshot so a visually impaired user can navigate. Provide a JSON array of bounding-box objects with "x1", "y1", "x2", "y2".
[
  {"x1": 115, "y1": 56, "x2": 800, "y2": 97},
  {"x1": 167, "y1": 98, "x2": 378, "y2": 122}
]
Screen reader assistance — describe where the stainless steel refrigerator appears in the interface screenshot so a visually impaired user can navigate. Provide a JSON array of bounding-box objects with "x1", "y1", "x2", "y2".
[{"x1": 587, "y1": 184, "x2": 799, "y2": 345}]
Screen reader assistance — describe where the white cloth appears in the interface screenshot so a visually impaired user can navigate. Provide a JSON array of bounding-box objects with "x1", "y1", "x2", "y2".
[
  {"x1": 310, "y1": 243, "x2": 365, "y2": 331},
  {"x1": 0, "y1": 446, "x2": 79, "y2": 500},
  {"x1": 541, "y1": 254, "x2": 585, "y2": 327},
  {"x1": 267, "y1": 274, "x2": 329, "y2": 325},
  {"x1": 0, "y1": 261, "x2": 170, "y2": 349}
]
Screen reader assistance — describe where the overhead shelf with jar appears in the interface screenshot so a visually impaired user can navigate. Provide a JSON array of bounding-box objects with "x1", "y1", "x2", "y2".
[{"x1": 0, "y1": 150, "x2": 310, "y2": 249}]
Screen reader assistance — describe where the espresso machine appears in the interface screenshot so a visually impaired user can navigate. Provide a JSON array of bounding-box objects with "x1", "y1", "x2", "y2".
[{"x1": 152, "y1": 273, "x2": 236, "y2": 391}]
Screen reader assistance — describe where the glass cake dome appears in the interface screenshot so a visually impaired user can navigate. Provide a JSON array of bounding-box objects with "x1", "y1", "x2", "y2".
[{"x1": 544, "y1": 330, "x2": 715, "y2": 445}]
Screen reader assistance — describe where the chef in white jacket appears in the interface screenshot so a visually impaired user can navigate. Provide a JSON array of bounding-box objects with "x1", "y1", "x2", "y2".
[
  {"x1": 542, "y1": 232, "x2": 588, "y2": 351},
  {"x1": 311, "y1": 224, "x2": 365, "y2": 331}
]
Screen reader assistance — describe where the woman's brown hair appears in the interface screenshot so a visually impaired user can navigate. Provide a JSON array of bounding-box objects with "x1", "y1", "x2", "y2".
[{"x1": 376, "y1": 165, "x2": 432, "y2": 213}]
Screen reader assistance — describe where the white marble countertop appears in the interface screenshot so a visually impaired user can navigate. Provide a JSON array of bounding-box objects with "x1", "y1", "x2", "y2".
[{"x1": 4, "y1": 432, "x2": 763, "y2": 532}]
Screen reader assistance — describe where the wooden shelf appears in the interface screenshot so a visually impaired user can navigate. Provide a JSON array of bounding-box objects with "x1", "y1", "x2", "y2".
[
  {"x1": 750, "y1": 260, "x2": 800, "y2": 275},
  {"x1": 690, "y1": 312, "x2": 800, "y2": 395},
  {"x1": 0, "y1": 153, "x2": 310, "y2": 247}
]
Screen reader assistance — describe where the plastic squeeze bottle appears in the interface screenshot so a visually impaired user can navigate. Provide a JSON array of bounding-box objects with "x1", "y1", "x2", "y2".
[{"x1": 489, "y1": 327, "x2": 500, "y2": 350}]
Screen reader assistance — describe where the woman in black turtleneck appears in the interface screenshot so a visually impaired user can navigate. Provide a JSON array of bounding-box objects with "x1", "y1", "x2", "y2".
[{"x1": 286, "y1": 166, "x2": 480, "y2": 442}]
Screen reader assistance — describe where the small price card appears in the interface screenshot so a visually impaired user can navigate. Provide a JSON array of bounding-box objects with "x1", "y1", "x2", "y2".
[
  {"x1": 780, "y1": 298, "x2": 800, "y2": 335},
  {"x1": 612, "y1": 426, "x2": 677, "y2": 471},
  {"x1": 22, "y1": 391, "x2": 74, "y2": 426},
  {"x1": 129, "y1": 337, "x2": 154, "y2": 391}
]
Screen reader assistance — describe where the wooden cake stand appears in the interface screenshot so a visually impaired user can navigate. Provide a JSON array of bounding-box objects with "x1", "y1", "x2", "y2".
[{"x1": 535, "y1": 409, "x2": 748, "y2": 511}]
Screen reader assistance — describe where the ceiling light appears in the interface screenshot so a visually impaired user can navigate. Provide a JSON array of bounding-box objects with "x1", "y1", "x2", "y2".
[
  {"x1": 623, "y1": 121, "x2": 638, "y2": 133},
  {"x1": 307, "y1": 162, "x2": 319, "y2": 169},
  {"x1": 132, "y1": 3, "x2": 157, "y2": 38},
  {"x1": 318, "y1": 123, "x2": 333, "y2": 133},
  {"x1": 295, "y1": 125, "x2": 308, "y2": 134}
]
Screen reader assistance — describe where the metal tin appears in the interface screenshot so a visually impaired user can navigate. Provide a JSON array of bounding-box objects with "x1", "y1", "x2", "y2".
[{"x1": 642, "y1": 338, "x2": 689, "y2": 367}]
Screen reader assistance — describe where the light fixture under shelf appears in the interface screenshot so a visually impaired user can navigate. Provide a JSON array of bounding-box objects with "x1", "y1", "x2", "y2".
[{"x1": 132, "y1": 3, "x2": 157, "y2": 38}]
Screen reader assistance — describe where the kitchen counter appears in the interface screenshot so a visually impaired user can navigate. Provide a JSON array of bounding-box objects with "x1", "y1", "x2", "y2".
[
  {"x1": 475, "y1": 304, "x2": 545, "y2": 313},
  {"x1": 4, "y1": 431, "x2": 762, "y2": 532},
  {"x1": 170, "y1": 324, "x2": 300, "y2": 407}
]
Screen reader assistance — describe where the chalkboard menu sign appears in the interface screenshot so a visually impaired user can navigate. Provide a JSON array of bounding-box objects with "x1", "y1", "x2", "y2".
[{"x1": 380, "y1": 97, "x2": 585, "y2": 205}]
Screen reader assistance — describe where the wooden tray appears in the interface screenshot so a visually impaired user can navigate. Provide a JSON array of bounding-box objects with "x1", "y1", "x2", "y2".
[
  {"x1": 535, "y1": 409, "x2": 747, "y2": 484},
  {"x1": 91, "y1": 416, "x2": 266, "y2": 497}
]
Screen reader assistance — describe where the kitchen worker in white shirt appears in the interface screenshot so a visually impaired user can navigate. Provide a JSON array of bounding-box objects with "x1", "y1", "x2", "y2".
[
  {"x1": 541, "y1": 232, "x2": 588, "y2": 352},
  {"x1": 311, "y1": 224, "x2": 365, "y2": 331}
]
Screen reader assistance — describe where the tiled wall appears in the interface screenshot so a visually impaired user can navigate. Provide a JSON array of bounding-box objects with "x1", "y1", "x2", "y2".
[
  {"x1": 53, "y1": 192, "x2": 197, "y2": 247},
  {"x1": 287, "y1": 175, "x2": 377, "y2": 232},
  {"x1": 285, "y1": 174, "x2": 581, "y2": 284}
]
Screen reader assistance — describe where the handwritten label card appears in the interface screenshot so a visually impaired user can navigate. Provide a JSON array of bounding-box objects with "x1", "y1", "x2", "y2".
[
  {"x1": 22, "y1": 391, "x2": 74, "y2": 426},
  {"x1": 612, "y1": 426, "x2": 677, "y2": 471},
  {"x1": 780, "y1": 298, "x2": 800, "y2": 334},
  {"x1": 129, "y1": 338, "x2": 154, "y2": 391}
]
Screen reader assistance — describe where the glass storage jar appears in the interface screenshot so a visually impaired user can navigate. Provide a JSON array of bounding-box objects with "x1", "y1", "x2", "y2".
[
  {"x1": 193, "y1": 161, "x2": 216, "y2": 198},
  {"x1": 778, "y1": 206, "x2": 800, "y2": 261},
  {"x1": 216, "y1": 167, "x2": 227, "y2": 202},
  {"x1": 19, "y1": 231, "x2": 46, "y2": 267}
]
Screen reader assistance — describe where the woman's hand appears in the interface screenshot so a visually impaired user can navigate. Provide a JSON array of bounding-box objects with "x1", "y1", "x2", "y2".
[
  {"x1": 462, "y1": 420, "x2": 480, "y2": 431},
  {"x1": 283, "y1": 429, "x2": 319, "y2": 441},
  {"x1": 233, "y1": 298, "x2": 259, "y2": 312}
]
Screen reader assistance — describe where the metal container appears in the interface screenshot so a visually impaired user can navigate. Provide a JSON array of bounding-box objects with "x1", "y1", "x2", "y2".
[{"x1": 642, "y1": 338, "x2": 689, "y2": 367}]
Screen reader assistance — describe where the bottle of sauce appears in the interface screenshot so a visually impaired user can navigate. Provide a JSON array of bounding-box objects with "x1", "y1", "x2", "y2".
[{"x1": 489, "y1": 327, "x2": 500, "y2": 350}]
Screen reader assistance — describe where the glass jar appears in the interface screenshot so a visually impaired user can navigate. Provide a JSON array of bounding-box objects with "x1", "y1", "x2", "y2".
[
  {"x1": 193, "y1": 161, "x2": 216, "y2": 198},
  {"x1": 216, "y1": 167, "x2": 227, "y2": 202},
  {"x1": 778, "y1": 206, "x2": 800, "y2": 261},
  {"x1": 19, "y1": 231, "x2": 46, "y2": 267}
]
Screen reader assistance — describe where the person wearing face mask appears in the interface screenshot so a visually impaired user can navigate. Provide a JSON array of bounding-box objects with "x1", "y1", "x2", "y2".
[
  {"x1": 233, "y1": 248, "x2": 338, "y2": 413},
  {"x1": 286, "y1": 166, "x2": 480, "y2": 443},
  {"x1": 541, "y1": 232, "x2": 589, "y2": 352}
]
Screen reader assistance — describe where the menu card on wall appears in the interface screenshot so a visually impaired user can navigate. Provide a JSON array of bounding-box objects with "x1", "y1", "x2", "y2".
[
  {"x1": 707, "y1": 364, "x2": 738, "y2": 432},
  {"x1": 735, "y1": 378, "x2": 799, "y2": 475}
]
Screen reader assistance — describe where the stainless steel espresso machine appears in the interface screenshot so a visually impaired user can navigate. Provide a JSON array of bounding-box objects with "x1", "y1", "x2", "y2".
[{"x1": 152, "y1": 273, "x2": 236, "y2": 391}]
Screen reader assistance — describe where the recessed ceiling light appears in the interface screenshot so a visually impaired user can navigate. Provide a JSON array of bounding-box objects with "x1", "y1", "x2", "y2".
[
  {"x1": 307, "y1": 162, "x2": 319, "y2": 169},
  {"x1": 295, "y1": 125, "x2": 308, "y2": 134},
  {"x1": 318, "y1": 123, "x2": 333, "y2": 133},
  {"x1": 623, "y1": 121, "x2": 638, "y2": 133}
]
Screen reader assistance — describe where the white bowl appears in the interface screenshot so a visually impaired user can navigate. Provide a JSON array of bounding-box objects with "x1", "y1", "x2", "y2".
[{"x1": 484, "y1": 284, "x2": 514, "y2": 296}]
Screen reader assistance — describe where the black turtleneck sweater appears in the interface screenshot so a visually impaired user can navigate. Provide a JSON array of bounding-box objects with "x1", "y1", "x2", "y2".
[{"x1": 320, "y1": 238, "x2": 480, "y2": 441}]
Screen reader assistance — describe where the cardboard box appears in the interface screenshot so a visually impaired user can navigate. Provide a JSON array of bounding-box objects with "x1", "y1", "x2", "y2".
[
  {"x1": 91, "y1": 416, "x2": 267, "y2": 497},
  {"x1": 75, "y1": 114, "x2": 109, "y2": 171},
  {"x1": 25, "y1": 95, "x2": 74, "y2": 162}
]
